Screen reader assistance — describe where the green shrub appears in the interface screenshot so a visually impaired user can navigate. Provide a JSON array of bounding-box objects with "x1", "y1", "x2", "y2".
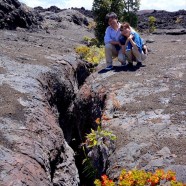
[
  {"x1": 83, "y1": 36, "x2": 99, "y2": 46},
  {"x1": 148, "y1": 16, "x2": 156, "y2": 33},
  {"x1": 85, "y1": 125, "x2": 116, "y2": 148},
  {"x1": 88, "y1": 21, "x2": 97, "y2": 31},
  {"x1": 122, "y1": 11, "x2": 138, "y2": 28},
  {"x1": 175, "y1": 17, "x2": 182, "y2": 24},
  {"x1": 92, "y1": 0, "x2": 125, "y2": 45},
  {"x1": 75, "y1": 45, "x2": 105, "y2": 65}
]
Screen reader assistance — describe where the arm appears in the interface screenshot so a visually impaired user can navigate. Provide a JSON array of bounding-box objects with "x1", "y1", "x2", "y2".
[
  {"x1": 110, "y1": 40, "x2": 120, "y2": 45},
  {"x1": 104, "y1": 27, "x2": 120, "y2": 45},
  {"x1": 126, "y1": 34, "x2": 138, "y2": 50},
  {"x1": 121, "y1": 45, "x2": 126, "y2": 54},
  {"x1": 104, "y1": 27, "x2": 112, "y2": 44},
  {"x1": 128, "y1": 32, "x2": 143, "y2": 52},
  {"x1": 119, "y1": 36, "x2": 127, "y2": 54}
]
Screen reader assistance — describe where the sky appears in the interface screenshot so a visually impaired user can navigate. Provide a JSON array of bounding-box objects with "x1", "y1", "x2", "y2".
[{"x1": 20, "y1": 0, "x2": 186, "y2": 12}]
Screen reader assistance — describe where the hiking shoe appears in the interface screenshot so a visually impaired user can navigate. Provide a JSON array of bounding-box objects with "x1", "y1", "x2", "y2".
[
  {"x1": 136, "y1": 62, "x2": 142, "y2": 67},
  {"x1": 105, "y1": 65, "x2": 113, "y2": 70},
  {"x1": 127, "y1": 63, "x2": 133, "y2": 68}
]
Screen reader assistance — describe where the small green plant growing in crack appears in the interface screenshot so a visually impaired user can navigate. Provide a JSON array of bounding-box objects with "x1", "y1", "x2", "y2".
[
  {"x1": 82, "y1": 145, "x2": 98, "y2": 180},
  {"x1": 81, "y1": 118, "x2": 116, "y2": 180},
  {"x1": 85, "y1": 126, "x2": 116, "y2": 148}
]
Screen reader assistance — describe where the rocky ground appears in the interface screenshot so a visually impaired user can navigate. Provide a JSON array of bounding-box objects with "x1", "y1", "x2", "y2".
[
  {"x1": 0, "y1": 1, "x2": 186, "y2": 185},
  {"x1": 0, "y1": 7, "x2": 95, "y2": 186},
  {"x1": 90, "y1": 33, "x2": 186, "y2": 182}
]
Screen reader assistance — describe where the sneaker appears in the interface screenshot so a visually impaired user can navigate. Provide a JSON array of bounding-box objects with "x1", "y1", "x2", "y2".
[
  {"x1": 105, "y1": 65, "x2": 113, "y2": 70},
  {"x1": 136, "y1": 62, "x2": 142, "y2": 67},
  {"x1": 127, "y1": 63, "x2": 133, "y2": 68}
]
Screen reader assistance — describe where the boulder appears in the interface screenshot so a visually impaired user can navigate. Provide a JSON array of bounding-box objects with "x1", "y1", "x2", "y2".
[{"x1": 0, "y1": 0, "x2": 42, "y2": 29}]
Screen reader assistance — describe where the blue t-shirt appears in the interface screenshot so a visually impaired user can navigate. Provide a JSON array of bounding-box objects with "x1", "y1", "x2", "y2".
[{"x1": 119, "y1": 32, "x2": 143, "y2": 53}]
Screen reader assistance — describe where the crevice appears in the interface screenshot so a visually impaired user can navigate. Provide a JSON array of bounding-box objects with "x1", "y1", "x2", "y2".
[
  {"x1": 40, "y1": 63, "x2": 107, "y2": 185},
  {"x1": 49, "y1": 146, "x2": 65, "y2": 182},
  {"x1": 68, "y1": 93, "x2": 106, "y2": 186}
]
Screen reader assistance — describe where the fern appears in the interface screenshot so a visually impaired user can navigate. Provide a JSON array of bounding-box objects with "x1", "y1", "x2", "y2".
[{"x1": 82, "y1": 146, "x2": 98, "y2": 179}]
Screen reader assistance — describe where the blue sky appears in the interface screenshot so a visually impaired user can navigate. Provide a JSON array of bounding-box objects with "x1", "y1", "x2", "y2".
[{"x1": 20, "y1": 0, "x2": 186, "y2": 11}]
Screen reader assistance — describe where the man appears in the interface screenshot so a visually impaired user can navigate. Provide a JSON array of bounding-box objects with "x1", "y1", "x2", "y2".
[{"x1": 104, "y1": 12, "x2": 126, "y2": 70}]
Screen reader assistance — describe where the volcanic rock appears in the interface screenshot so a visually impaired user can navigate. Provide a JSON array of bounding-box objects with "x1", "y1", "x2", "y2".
[
  {"x1": 0, "y1": 0, "x2": 42, "y2": 29},
  {"x1": 137, "y1": 9, "x2": 186, "y2": 34}
]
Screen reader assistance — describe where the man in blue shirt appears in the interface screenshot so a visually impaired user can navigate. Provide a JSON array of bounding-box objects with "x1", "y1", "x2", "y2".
[
  {"x1": 104, "y1": 12, "x2": 126, "y2": 70},
  {"x1": 119, "y1": 22, "x2": 147, "y2": 67}
]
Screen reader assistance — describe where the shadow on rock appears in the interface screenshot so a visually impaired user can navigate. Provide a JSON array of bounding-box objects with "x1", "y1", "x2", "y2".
[{"x1": 98, "y1": 64, "x2": 146, "y2": 73}]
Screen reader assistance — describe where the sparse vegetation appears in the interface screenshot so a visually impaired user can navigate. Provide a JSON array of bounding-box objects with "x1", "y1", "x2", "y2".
[
  {"x1": 81, "y1": 118, "x2": 116, "y2": 181},
  {"x1": 82, "y1": 145, "x2": 98, "y2": 180},
  {"x1": 94, "y1": 169, "x2": 186, "y2": 186},
  {"x1": 88, "y1": 21, "x2": 97, "y2": 31},
  {"x1": 75, "y1": 44, "x2": 105, "y2": 65},
  {"x1": 148, "y1": 16, "x2": 156, "y2": 33},
  {"x1": 175, "y1": 16, "x2": 182, "y2": 24},
  {"x1": 83, "y1": 36, "x2": 99, "y2": 46},
  {"x1": 85, "y1": 126, "x2": 116, "y2": 148}
]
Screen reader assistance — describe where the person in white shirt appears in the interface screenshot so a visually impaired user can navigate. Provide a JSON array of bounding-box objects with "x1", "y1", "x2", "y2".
[{"x1": 104, "y1": 12, "x2": 126, "y2": 70}]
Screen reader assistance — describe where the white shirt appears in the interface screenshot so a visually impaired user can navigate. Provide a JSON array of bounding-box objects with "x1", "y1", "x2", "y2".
[{"x1": 104, "y1": 23, "x2": 121, "y2": 44}]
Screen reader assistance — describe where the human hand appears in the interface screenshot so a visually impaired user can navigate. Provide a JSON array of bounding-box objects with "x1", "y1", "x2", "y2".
[{"x1": 128, "y1": 34, "x2": 133, "y2": 40}]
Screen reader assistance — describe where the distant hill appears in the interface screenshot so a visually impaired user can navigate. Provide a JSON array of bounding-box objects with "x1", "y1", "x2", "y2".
[
  {"x1": 0, "y1": 0, "x2": 185, "y2": 34},
  {"x1": 137, "y1": 9, "x2": 155, "y2": 15},
  {"x1": 72, "y1": 8, "x2": 186, "y2": 31},
  {"x1": 137, "y1": 9, "x2": 186, "y2": 30}
]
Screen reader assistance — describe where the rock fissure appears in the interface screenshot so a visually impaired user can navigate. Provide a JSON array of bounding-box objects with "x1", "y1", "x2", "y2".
[
  {"x1": 1, "y1": 1, "x2": 186, "y2": 185},
  {"x1": 39, "y1": 63, "x2": 107, "y2": 185},
  {"x1": 49, "y1": 147, "x2": 64, "y2": 182}
]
